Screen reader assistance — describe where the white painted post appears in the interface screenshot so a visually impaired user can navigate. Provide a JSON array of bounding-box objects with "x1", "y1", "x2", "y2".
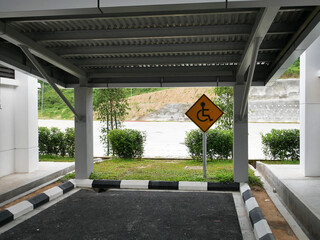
[
  {"x1": 74, "y1": 87, "x2": 93, "y2": 179},
  {"x1": 14, "y1": 71, "x2": 38, "y2": 173},
  {"x1": 300, "y1": 36, "x2": 320, "y2": 177},
  {"x1": 203, "y1": 132, "x2": 207, "y2": 179},
  {"x1": 233, "y1": 84, "x2": 248, "y2": 182}
]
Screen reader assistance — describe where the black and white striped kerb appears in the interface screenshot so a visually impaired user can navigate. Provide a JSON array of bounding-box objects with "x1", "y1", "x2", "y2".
[
  {"x1": 0, "y1": 180, "x2": 75, "y2": 228},
  {"x1": 240, "y1": 183, "x2": 275, "y2": 240},
  {"x1": 90, "y1": 180, "x2": 239, "y2": 191}
]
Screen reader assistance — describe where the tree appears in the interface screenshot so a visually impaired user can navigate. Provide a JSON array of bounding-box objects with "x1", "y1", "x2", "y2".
[
  {"x1": 93, "y1": 89, "x2": 129, "y2": 155},
  {"x1": 212, "y1": 87, "x2": 233, "y2": 130}
]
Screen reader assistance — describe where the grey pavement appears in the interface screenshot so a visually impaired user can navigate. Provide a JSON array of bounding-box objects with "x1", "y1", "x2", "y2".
[
  {"x1": 0, "y1": 162, "x2": 74, "y2": 206},
  {"x1": 257, "y1": 163, "x2": 320, "y2": 240},
  {"x1": 38, "y1": 120, "x2": 299, "y2": 159}
]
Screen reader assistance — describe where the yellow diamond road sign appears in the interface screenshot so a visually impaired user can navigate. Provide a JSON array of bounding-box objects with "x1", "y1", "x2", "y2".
[{"x1": 185, "y1": 94, "x2": 224, "y2": 132}]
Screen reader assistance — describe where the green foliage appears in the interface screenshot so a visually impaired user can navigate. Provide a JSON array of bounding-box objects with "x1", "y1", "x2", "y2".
[
  {"x1": 261, "y1": 129, "x2": 299, "y2": 160},
  {"x1": 93, "y1": 89, "x2": 129, "y2": 155},
  {"x1": 280, "y1": 58, "x2": 300, "y2": 78},
  {"x1": 64, "y1": 128, "x2": 75, "y2": 157},
  {"x1": 38, "y1": 81, "x2": 74, "y2": 119},
  {"x1": 212, "y1": 87, "x2": 233, "y2": 130},
  {"x1": 108, "y1": 129, "x2": 146, "y2": 159},
  {"x1": 248, "y1": 169, "x2": 263, "y2": 188},
  {"x1": 38, "y1": 127, "x2": 75, "y2": 157},
  {"x1": 38, "y1": 127, "x2": 51, "y2": 155},
  {"x1": 185, "y1": 129, "x2": 233, "y2": 160},
  {"x1": 38, "y1": 82, "x2": 166, "y2": 120}
]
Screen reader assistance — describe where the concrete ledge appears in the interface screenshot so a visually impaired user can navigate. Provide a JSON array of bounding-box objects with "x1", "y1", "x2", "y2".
[
  {"x1": 257, "y1": 162, "x2": 320, "y2": 240},
  {"x1": 6, "y1": 201, "x2": 33, "y2": 219},
  {"x1": 0, "y1": 162, "x2": 75, "y2": 204},
  {"x1": 120, "y1": 180, "x2": 149, "y2": 189},
  {"x1": 240, "y1": 183, "x2": 275, "y2": 240},
  {"x1": 179, "y1": 181, "x2": 207, "y2": 191},
  {"x1": 75, "y1": 179, "x2": 93, "y2": 188},
  {"x1": 43, "y1": 186, "x2": 63, "y2": 201},
  {"x1": 0, "y1": 180, "x2": 75, "y2": 228}
]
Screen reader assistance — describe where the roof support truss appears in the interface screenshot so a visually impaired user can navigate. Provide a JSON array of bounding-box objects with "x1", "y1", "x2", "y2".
[
  {"x1": 0, "y1": 21, "x2": 87, "y2": 80},
  {"x1": 236, "y1": 7, "x2": 279, "y2": 81},
  {"x1": 239, "y1": 37, "x2": 262, "y2": 120},
  {"x1": 20, "y1": 45, "x2": 81, "y2": 121}
]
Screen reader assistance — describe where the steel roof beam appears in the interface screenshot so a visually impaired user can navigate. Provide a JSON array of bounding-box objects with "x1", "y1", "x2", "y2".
[
  {"x1": 27, "y1": 23, "x2": 293, "y2": 43},
  {"x1": 236, "y1": 7, "x2": 279, "y2": 81},
  {"x1": 0, "y1": 45, "x2": 70, "y2": 87},
  {"x1": 87, "y1": 65, "x2": 269, "y2": 78},
  {"x1": 52, "y1": 40, "x2": 284, "y2": 57},
  {"x1": 266, "y1": 7, "x2": 320, "y2": 85},
  {"x1": 239, "y1": 37, "x2": 262, "y2": 120},
  {"x1": 20, "y1": 45, "x2": 81, "y2": 121},
  {"x1": 29, "y1": 24, "x2": 252, "y2": 42},
  {"x1": 0, "y1": 21, "x2": 87, "y2": 80},
  {"x1": 70, "y1": 54, "x2": 275, "y2": 66}
]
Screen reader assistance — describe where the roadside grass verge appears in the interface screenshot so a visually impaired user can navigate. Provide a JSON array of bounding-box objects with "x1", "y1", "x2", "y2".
[
  {"x1": 60, "y1": 158, "x2": 262, "y2": 187},
  {"x1": 261, "y1": 160, "x2": 299, "y2": 165},
  {"x1": 39, "y1": 155, "x2": 75, "y2": 162}
]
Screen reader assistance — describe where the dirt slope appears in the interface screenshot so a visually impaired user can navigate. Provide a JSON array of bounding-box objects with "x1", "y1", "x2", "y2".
[{"x1": 125, "y1": 87, "x2": 215, "y2": 120}]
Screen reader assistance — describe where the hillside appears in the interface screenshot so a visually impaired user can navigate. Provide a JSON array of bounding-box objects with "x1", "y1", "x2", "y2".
[{"x1": 125, "y1": 87, "x2": 215, "y2": 120}]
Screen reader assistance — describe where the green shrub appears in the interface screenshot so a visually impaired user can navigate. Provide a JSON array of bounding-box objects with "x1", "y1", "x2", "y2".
[
  {"x1": 108, "y1": 129, "x2": 146, "y2": 158},
  {"x1": 38, "y1": 127, "x2": 75, "y2": 157},
  {"x1": 261, "y1": 129, "x2": 299, "y2": 160},
  {"x1": 38, "y1": 127, "x2": 51, "y2": 155},
  {"x1": 64, "y1": 128, "x2": 75, "y2": 157},
  {"x1": 50, "y1": 127, "x2": 64, "y2": 156},
  {"x1": 185, "y1": 129, "x2": 233, "y2": 160}
]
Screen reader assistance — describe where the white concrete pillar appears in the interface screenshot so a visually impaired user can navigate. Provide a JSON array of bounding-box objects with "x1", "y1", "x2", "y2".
[
  {"x1": 300, "y1": 36, "x2": 320, "y2": 176},
  {"x1": 74, "y1": 87, "x2": 93, "y2": 179},
  {"x1": 233, "y1": 84, "x2": 248, "y2": 182},
  {"x1": 14, "y1": 71, "x2": 38, "y2": 173}
]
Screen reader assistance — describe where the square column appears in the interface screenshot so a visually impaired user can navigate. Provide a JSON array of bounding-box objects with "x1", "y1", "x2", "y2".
[
  {"x1": 14, "y1": 71, "x2": 38, "y2": 173},
  {"x1": 233, "y1": 84, "x2": 248, "y2": 182},
  {"x1": 74, "y1": 87, "x2": 93, "y2": 179},
  {"x1": 300, "y1": 36, "x2": 320, "y2": 176}
]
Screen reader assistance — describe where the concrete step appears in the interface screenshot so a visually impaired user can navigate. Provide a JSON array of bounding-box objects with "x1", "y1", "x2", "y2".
[{"x1": 0, "y1": 162, "x2": 74, "y2": 206}]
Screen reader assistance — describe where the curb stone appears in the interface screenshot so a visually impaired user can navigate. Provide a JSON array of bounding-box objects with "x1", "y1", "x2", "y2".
[
  {"x1": 240, "y1": 183, "x2": 275, "y2": 240},
  {"x1": 0, "y1": 180, "x2": 76, "y2": 227}
]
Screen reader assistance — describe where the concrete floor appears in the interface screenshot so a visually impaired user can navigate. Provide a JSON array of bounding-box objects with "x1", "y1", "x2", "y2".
[
  {"x1": 0, "y1": 162, "x2": 74, "y2": 206},
  {"x1": 257, "y1": 163, "x2": 320, "y2": 240}
]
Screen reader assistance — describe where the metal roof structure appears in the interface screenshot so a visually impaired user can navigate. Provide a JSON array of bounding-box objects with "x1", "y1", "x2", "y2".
[{"x1": 0, "y1": 1, "x2": 320, "y2": 88}]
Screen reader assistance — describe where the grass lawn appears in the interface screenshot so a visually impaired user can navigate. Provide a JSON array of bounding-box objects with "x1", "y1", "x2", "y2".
[
  {"x1": 261, "y1": 160, "x2": 299, "y2": 165},
  {"x1": 61, "y1": 158, "x2": 262, "y2": 187},
  {"x1": 39, "y1": 155, "x2": 75, "y2": 162}
]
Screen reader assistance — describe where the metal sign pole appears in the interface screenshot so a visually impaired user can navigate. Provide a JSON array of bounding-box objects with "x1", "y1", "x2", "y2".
[{"x1": 203, "y1": 131, "x2": 207, "y2": 179}]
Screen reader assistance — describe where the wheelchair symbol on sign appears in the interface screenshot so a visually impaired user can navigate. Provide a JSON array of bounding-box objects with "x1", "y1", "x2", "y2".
[{"x1": 197, "y1": 102, "x2": 213, "y2": 122}]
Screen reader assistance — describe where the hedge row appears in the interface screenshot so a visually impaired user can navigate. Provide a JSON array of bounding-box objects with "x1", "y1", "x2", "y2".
[
  {"x1": 185, "y1": 129, "x2": 233, "y2": 160},
  {"x1": 39, "y1": 127, "x2": 75, "y2": 157},
  {"x1": 185, "y1": 128, "x2": 299, "y2": 161},
  {"x1": 261, "y1": 129, "x2": 299, "y2": 160}
]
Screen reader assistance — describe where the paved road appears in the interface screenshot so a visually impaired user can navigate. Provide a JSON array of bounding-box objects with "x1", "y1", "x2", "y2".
[
  {"x1": 0, "y1": 189, "x2": 243, "y2": 240},
  {"x1": 38, "y1": 120, "x2": 299, "y2": 159}
]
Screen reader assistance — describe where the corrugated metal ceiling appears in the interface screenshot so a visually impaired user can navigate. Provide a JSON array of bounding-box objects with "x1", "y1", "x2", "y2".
[{"x1": 0, "y1": 6, "x2": 318, "y2": 87}]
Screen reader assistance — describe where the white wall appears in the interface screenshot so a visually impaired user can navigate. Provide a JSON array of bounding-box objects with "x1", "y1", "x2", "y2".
[
  {"x1": 0, "y1": 71, "x2": 38, "y2": 178},
  {"x1": 300, "y1": 36, "x2": 320, "y2": 176}
]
